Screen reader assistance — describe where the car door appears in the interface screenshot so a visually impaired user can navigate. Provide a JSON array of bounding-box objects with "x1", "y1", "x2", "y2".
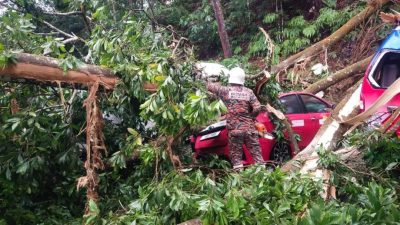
[
  {"x1": 298, "y1": 94, "x2": 331, "y2": 146},
  {"x1": 279, "y1": 94, "x2": 311, "y2": 149}
]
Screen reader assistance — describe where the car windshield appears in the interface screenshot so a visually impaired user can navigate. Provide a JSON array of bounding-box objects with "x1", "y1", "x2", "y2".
[{"x1": 370, "y1": 52, "x2": 400, "y2": 88}]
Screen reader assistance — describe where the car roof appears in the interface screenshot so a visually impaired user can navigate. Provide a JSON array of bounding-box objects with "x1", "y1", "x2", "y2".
[
  {"x1": 279, "y1": 91, "x2": 305, "y2": 97},
  {"x1": 278, "y1": 92, "x2": 331, "y2": 105},
  {"x1": 378, "y1": 26, "x2": 400, "y2": 51}
]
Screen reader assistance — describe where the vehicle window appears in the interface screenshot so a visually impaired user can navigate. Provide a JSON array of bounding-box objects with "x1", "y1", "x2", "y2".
[
  {"x1": 371, "y1": 52, "x2": 400, "y2": 88},
  {"x1": 300, "y1": 95, "x2": 329, "y2": 113},
  {"x1": 279, "y1": 95, "x2": 303, "y2": 114}
]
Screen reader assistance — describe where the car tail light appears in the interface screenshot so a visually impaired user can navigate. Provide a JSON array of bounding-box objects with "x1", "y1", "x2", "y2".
[
  {"x1": 255, "y1": 123, "x2": 274, "y2": 140},
  {"x1": 255, "y1": 123, "x2": 266, "y2": 132}
]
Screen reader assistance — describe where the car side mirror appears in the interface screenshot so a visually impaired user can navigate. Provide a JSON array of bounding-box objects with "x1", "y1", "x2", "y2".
[
  {"x1": 322, "y1": 104, "x2": 335, "y2": 113},
  {"x1": 387, "y1": 105, "x2": 398, "y2": 113}
]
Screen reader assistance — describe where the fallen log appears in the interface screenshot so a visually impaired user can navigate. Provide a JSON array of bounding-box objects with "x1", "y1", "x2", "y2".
[
  {"x1": 254, "y1": 0, "x2": 389, "y2": 95},
  {"x1": 0, "y1": 53, "x2": 162, "y2": 92},
  {"x1": 0, "y1": 53, "x2": 118, "y2": 90},
  {"x1": 304, "y1": 56, "x2": 372, "y2": 94}
]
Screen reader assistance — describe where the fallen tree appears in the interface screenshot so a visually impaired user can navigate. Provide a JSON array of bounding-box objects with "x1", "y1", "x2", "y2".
[
  {"x1": 0, "y1": 53, "x2": 118, "y2": 89},
  {"x1": 254, "y1": 0, "x2": 389, "y2": 95}
]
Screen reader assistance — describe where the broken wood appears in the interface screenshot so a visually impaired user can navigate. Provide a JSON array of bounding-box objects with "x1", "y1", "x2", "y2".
[
  {"x1": 254, "y1": 0, "x2": 389, "y2": 95},
  {"x1": 379, "y1": 107, "x2": 400, "y2": 133},
  {"x1": 77, "y1": 83, "x2": 107, "y2": 214},
  {"x1": 304, "y1": 56, "x2": 372, "y2": 94},
  {"x1": 0, "y1": 53, "x2": 117, "y2": 89},
  {"x1": 0, "y1": 53, "x2": 159, "y2": 92}
]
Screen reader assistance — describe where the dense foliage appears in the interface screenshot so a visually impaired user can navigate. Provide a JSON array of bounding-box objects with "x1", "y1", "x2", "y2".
[{"x1": 1, "y1": 0, "x2": 400, "y2": 224}]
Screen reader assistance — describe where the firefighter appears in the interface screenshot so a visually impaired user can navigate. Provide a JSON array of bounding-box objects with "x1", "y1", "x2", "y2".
[{"x1": 207, "y1": 67, "x2": 265, "y2": 170}]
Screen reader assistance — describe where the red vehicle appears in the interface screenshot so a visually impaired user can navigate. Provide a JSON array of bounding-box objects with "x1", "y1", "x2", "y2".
[
  {"x1": 190, "y1": 92, "x2": 333, "y2": 164},
  {"x1": 360, "y1": 27, "x2": 400, "y2": 136}
]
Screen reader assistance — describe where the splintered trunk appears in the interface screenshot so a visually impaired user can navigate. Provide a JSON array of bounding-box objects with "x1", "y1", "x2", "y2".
[{"x1": 211, "y1": 0, "x2": 232, "y2": 58}]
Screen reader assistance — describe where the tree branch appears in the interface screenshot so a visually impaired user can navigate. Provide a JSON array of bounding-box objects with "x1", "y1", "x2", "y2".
[
  {"x1": 42, "y1": 20, "x2": 85, "y2": 43},
  {"x1": 63, "y1": 37, "x2": 80, "y2": 44},
  {"x1": 42, "y1": 20, "x2": 74, "y2": 38},
  {"x1": 254, "y1": 0, "x2": 390, "y2": 95},
  {"x1": 304, "y1": 56, "x2": 373, "y2": 94},
  {"x1": 42, "y1": 11, "x2": 83, "y2": 16}
]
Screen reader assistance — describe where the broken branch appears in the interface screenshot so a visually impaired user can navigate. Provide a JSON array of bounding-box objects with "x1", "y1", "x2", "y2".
[
  {"x1": 304, "y1": 56, "x2": 373, "y2": 94},
  {"x1": 0, "y1": 53, "x2": 117, "y2": 90},
  {"x1": 42, "y1": 11, "x2": 83, "y2": 16},
  {"x1": 42, "y1": 20, "x2": 85, "y2": 43}
]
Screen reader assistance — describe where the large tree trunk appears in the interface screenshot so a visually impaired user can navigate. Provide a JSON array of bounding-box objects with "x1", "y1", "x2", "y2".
[
  {"x1": 211, "y1": 0, "x2": 232, "y2": 58},
  {"x1": 254, "y1": 0, "x2": 389, "y2": 95},
  {"x1": 304, "y1": 56, "x2": 372, "y2": 94},
  {"x1": 0, "y1": 53, "x2": 118, "y2": 89}
]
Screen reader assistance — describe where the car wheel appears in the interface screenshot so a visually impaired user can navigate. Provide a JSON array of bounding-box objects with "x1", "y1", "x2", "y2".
[{"x1": 271, "y1": 141, "x2": 291, "y2": 164}]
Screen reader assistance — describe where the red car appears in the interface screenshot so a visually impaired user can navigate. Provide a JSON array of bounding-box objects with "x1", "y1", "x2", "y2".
[
  {"x1": 360, "y1": 27, "x2": 400, "y2": 136},
  {"x1": 190, "y1": 92, "x2": 333, "y2": 164}
]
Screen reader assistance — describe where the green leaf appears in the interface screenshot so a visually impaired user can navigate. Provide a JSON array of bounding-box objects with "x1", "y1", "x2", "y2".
[
  {"x1": 127, "y1": 128, "x2": 138, "y2": 136},
  {"x1": 16, "y1": 162, "x2": 29, "y2": 175},
  {"x1": 28, "y1": 112, "x2": 37, "y2": 117},
  {"x1": 5, "y1": 168, "x2": 11, "y2": 180},
  {"x1": 385, "y1": 162, "x2": 399, "y2": 171},
  {"x1": 88, "y1": 199, "x2": 100, "y2": 214},
  {"x1": 11, "y1": 121, "x2": 19, "y2": 131},
  {"x1": 93, "y1": 6, "x2": 105, "y2": 19},
  {"x1": 155, "y1": 75, "x2": 165, "y2": 82}
]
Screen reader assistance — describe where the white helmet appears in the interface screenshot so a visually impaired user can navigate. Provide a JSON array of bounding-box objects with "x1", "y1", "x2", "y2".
[{"x1": 228, "y1": 67, "x2": 245, "y2": 85}]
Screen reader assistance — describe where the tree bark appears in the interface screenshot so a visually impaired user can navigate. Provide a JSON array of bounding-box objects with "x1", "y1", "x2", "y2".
[
  {"x1": 254, "y1": 0, "x2": 389, "y2": 95},
  {"x1": 211, "y1": 0, "x2": 232, "y2": 58},
  {"x1": 304, "y1": 56, "x2": 372, "y2": 94},
  {"x1": 0, "y1": 53, "x2": 117, "y2": 89}
]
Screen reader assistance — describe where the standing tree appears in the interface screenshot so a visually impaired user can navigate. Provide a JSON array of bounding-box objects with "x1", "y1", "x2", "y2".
[{"x1": 210, "y1": 0, "x2": 232, "y2": 58}]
